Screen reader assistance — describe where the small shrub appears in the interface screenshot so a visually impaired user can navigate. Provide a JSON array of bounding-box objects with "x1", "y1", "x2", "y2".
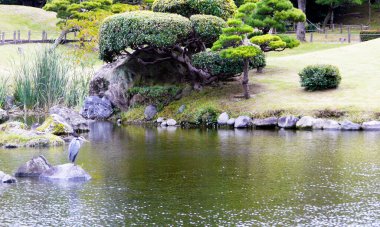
[
  {"x1": 194, "y1": 106, "x2": 220, "y2": 126},
  {"x1": 192, "y1": 51, "x2": 266, "y2": 79},
  {"x1": 299, "y1": 64, "x2": 341, "y2": 91},
  {"x1": 127, "y1": 86, "x2": 182, "y2": 110},
  {"x1": 315, "y1": 109, "x2": 346, "y2": 118},
  {"x1": 360, "y1": 30, "x2": 380, "y2": 42}
]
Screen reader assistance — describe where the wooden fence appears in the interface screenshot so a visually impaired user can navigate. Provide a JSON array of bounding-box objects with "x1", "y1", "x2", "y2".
[{"x1": 0, "y1": 30, "x2": 79, "y2": 45}]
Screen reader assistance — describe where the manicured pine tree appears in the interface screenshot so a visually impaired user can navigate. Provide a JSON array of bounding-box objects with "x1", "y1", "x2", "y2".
[{"x1": 212, "y1": 3, "x2": 262, "y2": 99}]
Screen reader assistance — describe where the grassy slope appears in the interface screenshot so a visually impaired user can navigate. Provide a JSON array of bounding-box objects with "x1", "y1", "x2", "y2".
[
  {"x1": 336, "y1": 3, "x2": 380, "y2": 29},
  {"x1": 124, "y1": 40, "x2": 380, "y2": 123},
  {"x1": 0, "y1": 5, "x2": 58, "y2": 38}
]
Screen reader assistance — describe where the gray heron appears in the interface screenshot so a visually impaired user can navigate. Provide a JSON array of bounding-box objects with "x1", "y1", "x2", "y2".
[{"x1": 68, "y1": 133, "x2": 89, "y2": 164}]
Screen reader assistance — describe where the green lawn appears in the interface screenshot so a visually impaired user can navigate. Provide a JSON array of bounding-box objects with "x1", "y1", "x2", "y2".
[{"x1": 124, "y1": 39, "x2": 380, "y2": 123}]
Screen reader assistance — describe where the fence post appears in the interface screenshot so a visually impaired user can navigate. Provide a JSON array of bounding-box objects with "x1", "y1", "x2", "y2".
[
  {"x1": 310, "y1": 32, "x2": 313, "y2": 42},
  {"x1": 74, "y1": 31, "x2": 77, "y2": 38},
  {"x1": 361, "y1": 24, "x2": 363, "y2": 31},
  {"x1": 28, "y1": 30, "x2": 31, "y2": 43},
  {"x1": 17, "y1": 30, "x2": 20, "y2": 43},
  {"x1": 348, "y1": 27, "x2": 351, "y2": 43},
  {"x1": 324, "y1": 30, "x2": 327, "y2": 39},
  {"x1": 13, "y1": 31, "x2": 16, "y2": 44},
  {"x1": 332, "y1": 23, "x2": 335, "y2": 32},
  {"x1": 1, "y1": 32, "x2": 4, "y2": 45},
  {"x1": 339, "y1": 24, "x2": 343, "y2": 34}
]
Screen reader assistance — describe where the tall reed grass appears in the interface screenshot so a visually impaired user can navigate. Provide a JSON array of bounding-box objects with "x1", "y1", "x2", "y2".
[
  {"x1": 0, "y1": 77, "x2": 9, "y2": 108},
  {"x1": 12, "y1": 47, "x2": 92, "y2": 111}
]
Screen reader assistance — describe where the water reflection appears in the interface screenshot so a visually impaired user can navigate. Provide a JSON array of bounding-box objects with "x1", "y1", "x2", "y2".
[{"x1": 0, "y1": 123, "x2": 379, "y2": 225}]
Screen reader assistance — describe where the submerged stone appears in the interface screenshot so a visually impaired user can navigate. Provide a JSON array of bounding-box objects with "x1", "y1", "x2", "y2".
[
  {"x1": 217, "y1": 112, "x2": 229, "y2": 125},
  {"x1": 15, "y1": 155, "x2": 52, "y2": 177},
  {"x1": 340, "y1": 120, "x2": 361, "y2": 131},
  {"x1": 227, "y1": 118, "x2": 235, "y2": 126},
  {"x1": 234, "y1": 116, "x2": 252, "y2": 128},
  {"x1": 253, "y1": 117, "x2": 278, "y2": 129},
  {"x1": 0, "y1": 171, "x2": 16, "y2": 184},
  {"x1": 166, "y1": 119, "x2": 177, "y2": 126},
  {"x1": 362, "y1": 121, "x2": 380, "y2": 131},
  {"x1": 278, "y1": 116, "x2": 299, "y2": 129},
  {"x1": 40, "y1": 163, "x2": 91, "y2": 182},
  {"x1": 323, "y1": 120, "x2": 341, "y2": 130},
  {"x1": 296, "y1": 116, "x2": 316, "y2": 130}
]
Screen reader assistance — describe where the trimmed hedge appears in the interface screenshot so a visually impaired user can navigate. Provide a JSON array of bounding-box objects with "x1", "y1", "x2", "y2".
[
  {"x1": 360, "y1": 30, "x2": 380, "y2": 42},
  {"x1": 190, "y1": 15, "x2": 227, "y2": 45},
  {"x1": 192, "y1": 51, "x2": 266, "y2": 78},
  {"x1": 99, "y1": 11, "x2": 192, "y2": 62},
  {"x1": 152, "y1": 0, "x2": 237, "y2": 20},
  {"x1": 299, "y1": 65, "x2": 341, "y2": 91}
]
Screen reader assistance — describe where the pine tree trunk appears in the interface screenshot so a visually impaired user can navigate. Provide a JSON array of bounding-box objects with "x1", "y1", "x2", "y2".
[
  {"x1": 322, "y1": 7, "x2": 333, "y2": 29},
  {"x1": 296, "y1": 0, "x2": 306, "y2": 42},
  {"x1": 242, "y1": 59, "x2": 250, "y2": 99}
]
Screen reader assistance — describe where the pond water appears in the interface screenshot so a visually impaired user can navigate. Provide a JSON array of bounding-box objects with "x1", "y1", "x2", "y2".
[{"x1": 0, "y1": 122, "x2": 379, "y2": 225}]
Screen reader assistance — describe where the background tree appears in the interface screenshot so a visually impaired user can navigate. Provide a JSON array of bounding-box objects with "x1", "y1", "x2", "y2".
[
  {"x1": 296, "y1": 0, "x2": 306, "y2": 41},
  {"x1": 245, "y1": 0, "x2": 306, "y2": 34},
  {"x1": 316, "y1": 0, "x2": 364, "y2": 29},
  {"x1": 44, "y1": 0, "x2": 139, "y2": 50}
]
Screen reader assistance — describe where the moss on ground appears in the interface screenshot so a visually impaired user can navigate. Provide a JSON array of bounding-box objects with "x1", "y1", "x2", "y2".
[{"x1": 0, "y1": 130, "x2": 64, "y2": 147}]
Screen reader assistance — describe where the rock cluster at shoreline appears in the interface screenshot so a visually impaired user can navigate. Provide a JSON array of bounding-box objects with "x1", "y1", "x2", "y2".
[
  {"x1": 150, "y1": 112, "x2": 380, "y2": 131},
  {"x1": 216, "y1": 113, "x2": 375, "y2": 131}
]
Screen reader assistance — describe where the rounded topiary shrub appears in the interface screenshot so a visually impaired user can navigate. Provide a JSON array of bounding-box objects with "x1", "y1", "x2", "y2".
[
  {"x1": 192, "y1": 51, "x2": 266, "y2": 79},
  {"x1": 299, "y1": 65, "x2": 341, "y2": 91}
]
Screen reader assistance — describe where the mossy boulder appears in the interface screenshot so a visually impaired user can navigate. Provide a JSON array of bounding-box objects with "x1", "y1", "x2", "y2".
[
  {"x1": 0, "y1": 121, "x2": 28, "y2": 131},
  {"x1": 36, "y1": 114, "x2": 74, "y2": 135},
  {"x1": 0, "y1": 121, "x2": 64, "y2": 148}
]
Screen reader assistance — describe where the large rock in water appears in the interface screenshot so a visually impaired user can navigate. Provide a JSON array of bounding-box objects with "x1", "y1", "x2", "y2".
[
  {"x1": 362, "y1": 121, "x2": 380, "y2": 131},
  {"x1": 36, "y1": 114, "x2": 74, "y2": 135},
  {"x1": 15, "y1": 155, "x2": 52, "y2": 177},
  {"x1": 40, "y1": 163, "x2": 91, "y2": 182},
  {"x1": 0, "y1": 121, "x2": 64, "y2": 148},
  {"x1": 234, "y1": 116, "x2": 252, "y2": 128},
  {"x1": 0, "y1": 171, "x2": 16, "y2": 183},
  {"x1": 253, "y1": 117, "x2": 278, "y2": 129},
  {"x1": 49, "y1": 106, "x2": 90, "y2": 132},
  {"x1": 340, "y1": 120, "x2": 361, "y2": 131},
  {"x1": 296, "y1": 116, "x2": 316, "y2": 130},
  {"x1": 80, "y1": 96, "x2": 113, "y2": 120},
  {"x1": 217, "y1": 112, "x2": 229, "y2": 125},
  {"x1": 278, "y1": 116, "x2": 299, "y2": 129}
]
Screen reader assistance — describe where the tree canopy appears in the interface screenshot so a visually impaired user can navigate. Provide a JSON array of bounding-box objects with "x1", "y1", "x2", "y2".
[{"x1": 152, "y1": 0, "x2": 237, "y2": 20}]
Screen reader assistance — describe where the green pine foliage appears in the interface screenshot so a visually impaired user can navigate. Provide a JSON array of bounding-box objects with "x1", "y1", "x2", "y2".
[
  {"x1": 99, "y1": 11, "x2": 192, "y2": 62},
  {"x1": 152, "y1": 0, "x2": 237, "y2": 20},
  {"x1": 246, "y1": 0, "x2": 305, "y2": 33},
  {"x1": 190, "y1": 15, "x2": 227, "y2": 46},
  {"x1": 192, "y1": 51, "x2": 266, "y2": 78}
]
